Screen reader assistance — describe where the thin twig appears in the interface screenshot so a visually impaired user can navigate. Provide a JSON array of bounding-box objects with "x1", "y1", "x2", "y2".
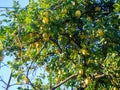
[
  {"x1": 6, "y1": 72, "x2": 12, "y2": 90},
  {"x1": 26, "y1": 76, "x2": 37, "y2": 90},
  {"x1": 0, "y1": 7, "x2": 24, "y2": 9},
  {"x1": 0, "y1": 78, "x2": 7, "y2": 85},
  {"x1": 9, "y1": 83, "x2": 25, "y2": 87},
  {"x1": 0, "y1": 62, "x2": 9, "y2": 68},
  {"x1": 50, "y1": 37, "x2": 62, "y2": 53},
  {"x1": 25, "y1": 43, "x2": 46, "y2": 90},
  {"x1": 94, "y1": 74, "x2": 105, "y2": 79}
]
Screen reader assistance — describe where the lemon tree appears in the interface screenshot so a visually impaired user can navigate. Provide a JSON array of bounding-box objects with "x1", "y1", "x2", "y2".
[{"x1": 0, "y1": 0, "x2": 120, "y2": 90}]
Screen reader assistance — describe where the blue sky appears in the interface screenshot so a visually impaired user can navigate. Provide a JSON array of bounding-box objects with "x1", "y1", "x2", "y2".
[
  {"x1": 0, "y1": 0, "x2": 29, "y2": 90},
  {"x1": 0, "y1": 0, "x2": 29, "y2": 7}
]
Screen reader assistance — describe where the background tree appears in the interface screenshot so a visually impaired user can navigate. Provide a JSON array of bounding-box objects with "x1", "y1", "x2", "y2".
[{"x1": 0, "y1": 0, "x2": 120, "y2": 90}]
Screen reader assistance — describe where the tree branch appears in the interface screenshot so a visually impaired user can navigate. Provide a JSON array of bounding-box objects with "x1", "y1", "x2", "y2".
[
  {"x1": 50, "y1": 37, "x2": 62, "y2": 53},
  {"x1": 94, "y1": 74, "x2": 105, "y2": 79},
  {"x1": 6, "y1": 72, "x2": 12, "y2": 90},
  {"x1": 0, "y1": 78, "x2": 7, "y2": 85},
  {"x1": 51, "y1": 73, "x2": 105, "y2": 90},
  {"x1": 0, "y1": 62, "x2": 10, "y2": 69},
  {"x1": 51, "y1": 73, "x2": 78, "y2": 90},
  {"x1": 25, "y1": 43, "x2": 47, "y2": 90},
  {"x1": 26, "y1": 76, "x2": 37, "y2": 90}
]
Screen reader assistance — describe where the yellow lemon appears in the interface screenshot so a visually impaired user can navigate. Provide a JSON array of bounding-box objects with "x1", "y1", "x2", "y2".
[
  {"x1": 58, "y1": 70, "x2": 62, "y2": 75},
  {"x1": 56, "y1": 77, "x2": 60, "y2": 83},
  {"x1": 97, "y1": 29, "x2": 103, "y2": 36},
  {"x1": 78, "y1": 69, "x2": 84, "y2": 75},
  {"x1": 75, "y1": 10, "x2": 81, "y2": 18},
  {"x1": 81, "y1": 49, "x2": 89, "y2": 56},
  {"x1": 95, "y1": 6, "x2": 101, "y2": 11},
  {"x1": 62, "y1": 9, "x2": 67, "y2": 14},
  {"x1": 24, "y1": 77, "x2": 29, "y2": 84},
  {"x1": 42, "y1": 32, "x2": 48, "y2": 38},
  {"x1": 42, "y1": 32, "x2": 49, "y2": 41},
  {"x1": 84, "y1": 77, "x2": 91, "y2": 85},
  {"x1": 42, "y1": 17, "x2": 49, "y2": 24}
]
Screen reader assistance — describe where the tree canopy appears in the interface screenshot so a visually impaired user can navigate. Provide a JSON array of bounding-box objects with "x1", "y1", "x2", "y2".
[{"x1": 0, "y1": 0, "x2": 120, "y2": 90}]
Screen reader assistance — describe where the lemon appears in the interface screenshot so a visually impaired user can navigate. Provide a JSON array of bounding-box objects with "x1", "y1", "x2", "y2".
[
  {"x1": 56, "y1": 77, "x2": 60, "y2": 83},
  {"x1": 97, "y1": 29, "x2": 103, "y2": 36},
  {"x1": 84, "y1": 77, "x2": 91, "y2": 85},
  {"x1": 81, "y1": 49, "x2": 89, "y2": 56},
  {"x1": 75, "y1": 10, "x2": 81, "y2": 18},
  {"x1": 58, "y1": 70, "x2": 62, "y2": 75},
  {"x1": 24, "y1": 77, "x2": 29, "y2": 84},
  {"x1": 42, "y1": 32, "x2": 49, "y2": 41},
  {"x1": 42, "y1": 17, "x2": 49, "y2": 24},
  {"x1": 78, "y1": 69, "x2": 84, "y2": 75},
  {"x1": 95, "y1": 6, "x2": 101, "y2": 11},
  {"x1": 42, "y1": 32, "x2": 48, "y2": 38}
]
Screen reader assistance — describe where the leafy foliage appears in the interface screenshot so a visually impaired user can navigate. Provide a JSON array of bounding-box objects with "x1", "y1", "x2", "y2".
[{"x1": 0, "y1": 0, "x2": 120, "y2": 90}]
